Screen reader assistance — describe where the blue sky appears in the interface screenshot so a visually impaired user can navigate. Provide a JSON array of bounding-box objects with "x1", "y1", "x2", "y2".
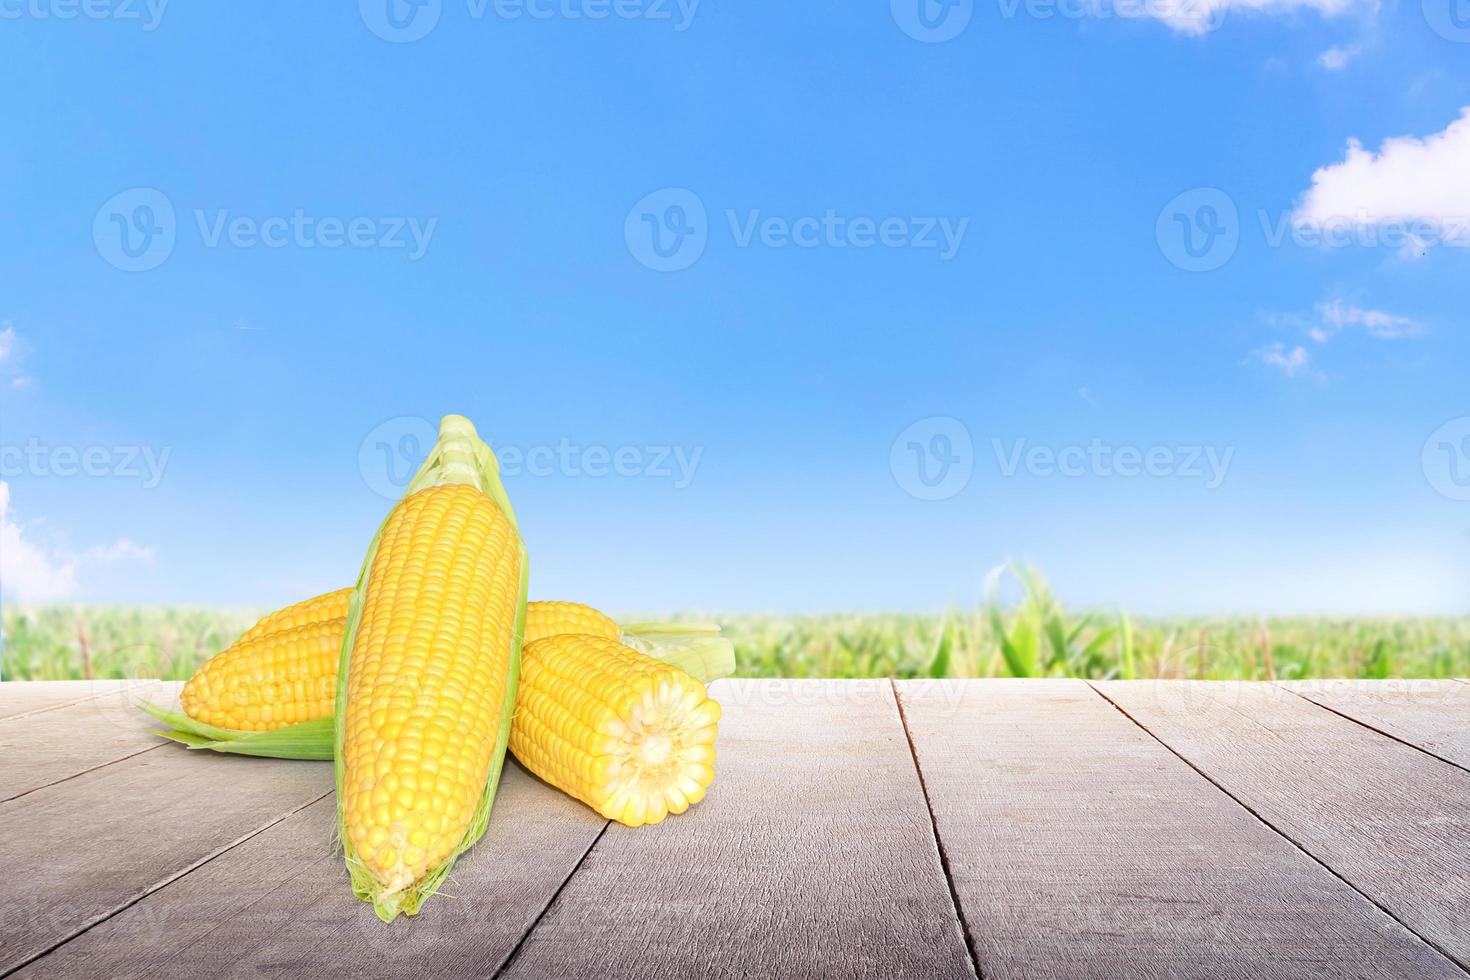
[{"x1": 1, "y1": 1, "x2": 1467, "y2": 615}]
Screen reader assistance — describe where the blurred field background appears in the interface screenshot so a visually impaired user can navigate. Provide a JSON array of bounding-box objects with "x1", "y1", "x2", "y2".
[{"x1": 4, "y1": 566, "x2": 1466, "y2": 682}]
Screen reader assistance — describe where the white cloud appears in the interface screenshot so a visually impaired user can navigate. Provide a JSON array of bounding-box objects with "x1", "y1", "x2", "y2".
[
  {"x1": 0, "y1": 323, "x2": 32, "y2": 388},
  {"x1": 0, "y1": 482, "x2": 155, "y2": 602},
  {"x1": 1313, "y1": 299, "x2": 1421, "y2": 340},
  {"x1": 1317, "y1": 45, "x2": 1360, "y2": 70},
  {"x1": 0, "y1": 482, "x2": 77, "y2": 601},
  {"x1": 1293, "y1": 109, "x2": 1470, "y2": 249},
  {"x1": 1146, "y1": 0, "x2": 1357, "y2": 37},
  {"x1": 85, "y1": 539, "x2": 157, "y2": 564},
  {"x1": 1256, "y1": 342, "x2": 1312, "y2": 377},
  {"x1": 1254, "y1": 299, "x2": 1419, "y2": 379}
]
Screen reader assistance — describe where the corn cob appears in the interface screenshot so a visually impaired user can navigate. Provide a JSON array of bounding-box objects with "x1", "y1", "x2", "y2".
[
  {"x1": 180, "y1": 618, "x2": 342, "y2": 731},
  {"x1": 525, "y1": 600, "x2": 619, "y2": 644},
  {"x1": 336, "y1": 414, "x2": 528, "y2": 921},
  {"x1": 237, "y1": 587, "x2": 352, "y2": 643},
  {"x1": 511, "y1": 634, "x2": 720, "y2": 827},
  {"x1": 169, "y1": 598, "x2": 731, "y2": 734}
]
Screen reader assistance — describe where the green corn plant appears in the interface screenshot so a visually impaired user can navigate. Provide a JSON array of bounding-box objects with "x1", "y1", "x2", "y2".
[{"x1": 983, "y1": 563, "x2": 1135, "y2": 679}]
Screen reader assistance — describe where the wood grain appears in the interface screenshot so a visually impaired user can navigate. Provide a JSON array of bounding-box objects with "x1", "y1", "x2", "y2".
[
  {"x1": 500, "y1": 679, "x2": 978, "y2": 980},
  {"x1": 1096, "y1": 680, "x2": 1470, "y2": 970},
  {"x1": 11, "y1": 763, "x2": 608, "y2": 980},
  {"x1": 0, "y1": 681, "x2": 139, "y2": 722},
  {"x1": 0, "y1": 747, "x2": 330, "y2": 975},
  {"x1": 896, "y1": 679, "x2": 1460, "y2": 980},
  {"x1": 0, "y1": 681, "x2": 180, "y2": 803},
  {"x1": 1280, "y1": 680, "x2": 1470, "y2": 769}
]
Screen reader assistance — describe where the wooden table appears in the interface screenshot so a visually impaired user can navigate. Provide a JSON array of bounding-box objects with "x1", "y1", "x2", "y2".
[{"x1": 2, "y1": 678, "x2": 1467, "y2": 979}]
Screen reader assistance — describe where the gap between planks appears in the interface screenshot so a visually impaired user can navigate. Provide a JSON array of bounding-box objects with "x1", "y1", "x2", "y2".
[
  {"x1": 890, "y1": 678, "x2": 984, "y2": 980},
  {"x1": 1087, "y1": 681, "x2": 1470, "y2": 977},
  {"x1": 1274, "y1": 683, "x2": 1470, "y2": 777},
  {"x1": 0, "y1": 789, "x2": 333, "y2": 980}
]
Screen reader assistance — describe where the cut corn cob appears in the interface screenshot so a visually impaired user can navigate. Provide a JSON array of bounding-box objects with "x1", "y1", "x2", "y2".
[
  {"x1": 336, "y1": 414, "x2": 528, "y2": 921},
  {"x1": 511, "y1": 634, "x2": 720, "y2": 828}
]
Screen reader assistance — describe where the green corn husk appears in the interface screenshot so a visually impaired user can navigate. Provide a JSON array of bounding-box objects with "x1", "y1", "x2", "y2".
[
  {"x1": 139, "y1": 704, "x2": 336, "y2": 760},
  {"x1": 335, "y1": 413, "x2": 528, "y2": 922},
  {"x1": 620, "y1": 625, "x2": 736, "y2": 683},
  {"x1": 139, "y1": 630, "x2": 734, "y2": 764}
]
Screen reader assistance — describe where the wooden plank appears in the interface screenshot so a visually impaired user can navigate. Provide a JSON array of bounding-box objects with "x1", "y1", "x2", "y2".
[
  {"x1": 500, "y1": 679, "x2": 976, "y2": 980},
  {"x1": 11, "y1": 763, "x2": 608, "y2": 980},
  {"x1": 1281, "y1": 680, "x2": 1470, "y2": 769},
  {"x1": 0, "y1": 681, "x2": 140, "y2": 722},
  {"x1": 896, "y1": 679, "x2": 1460, "y2": 980},
  {"x1": 0, "y1": 747, "x2": 330, "y2": 975},
  {"x1": 0, "y1": 681, "x2": 181, "y2": 803},
  {"x1": 1096, "y1": 680, "x2": 1470, "y2": 970}
]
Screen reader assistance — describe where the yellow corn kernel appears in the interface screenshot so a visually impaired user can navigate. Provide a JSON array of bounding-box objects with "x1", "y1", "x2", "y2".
[
  {"x1": 237, "y1": 587, "x2": 353, "y2": 643},
  {"x1": 341, "y1": 482, "x2": 522, "y2": 900},
  {"x1": 510, "y1": 634, "x2": 721, "y2": 828},
  {"x1": 181, "y1": 600, "x2": 699, "y2": 736},
  {"x1": 523, "y1": 600, "x2": 620, "y2": 645},
  {"x1": 180, "y1": 619, "x2": 343, "y2": 731}
]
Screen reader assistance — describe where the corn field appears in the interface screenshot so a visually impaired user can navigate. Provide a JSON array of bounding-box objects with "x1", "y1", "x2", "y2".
[{"x1": 3, "y1": 566, "x2": 1467, "y2": 682}]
